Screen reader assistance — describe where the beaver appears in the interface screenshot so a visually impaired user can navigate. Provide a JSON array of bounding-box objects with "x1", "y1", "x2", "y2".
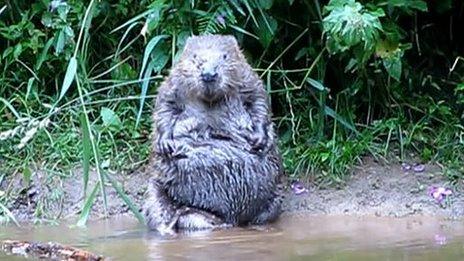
[
  {"x1": 144, "y1": 35, "x2": 284, "y2": 233},
  {"x1": 143, "y1": 180, "x2": 227, "y2": 235}
]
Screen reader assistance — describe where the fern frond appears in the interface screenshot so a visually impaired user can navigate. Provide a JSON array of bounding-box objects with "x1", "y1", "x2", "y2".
[{"x1": 197, "y1": 1, "x2": 237, "y2": 34}]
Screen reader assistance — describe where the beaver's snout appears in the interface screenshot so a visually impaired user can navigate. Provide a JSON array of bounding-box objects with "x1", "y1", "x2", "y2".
[{"x1": 201, "y1": 67, "x2": 218, "y2": 82}]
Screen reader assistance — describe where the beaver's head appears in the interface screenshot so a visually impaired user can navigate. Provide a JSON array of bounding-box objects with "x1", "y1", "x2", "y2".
[{"x1": 174, "y1": 35, "x2": 245, "y2": 103}]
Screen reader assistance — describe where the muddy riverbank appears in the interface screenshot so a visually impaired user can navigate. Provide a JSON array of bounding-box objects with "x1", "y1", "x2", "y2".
[{"x1": 3, "y1": 158, "x2": 463, "y2": 223}]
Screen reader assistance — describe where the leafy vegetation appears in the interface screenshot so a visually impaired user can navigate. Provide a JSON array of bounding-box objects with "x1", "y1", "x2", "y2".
[{"x1": 0, "y1": 0, "x2": 463, "y2": 224}]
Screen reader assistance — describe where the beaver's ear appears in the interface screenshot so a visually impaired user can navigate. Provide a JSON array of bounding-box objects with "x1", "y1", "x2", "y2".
[
  {"x1": 223, "y1": 35, "x2": 239, "y2": 47},
  {"x1": 184, "y1": 35, "x2": 198, "y2": 50}
]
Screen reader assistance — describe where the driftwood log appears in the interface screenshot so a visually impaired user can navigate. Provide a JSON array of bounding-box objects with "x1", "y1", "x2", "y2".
[{"x1": 1, "y1": 240, "x2": 106, "y2": 261}]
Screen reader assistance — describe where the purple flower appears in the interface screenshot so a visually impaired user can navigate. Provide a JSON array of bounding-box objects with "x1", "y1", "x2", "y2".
[
  {"x1": 401, "y1": 163, "x2": 411, "y2": 171},
  {"x1": 413, "y1": 164, "x2": 425, "y2": 173},
  {"x1": 428, "y1": 186, "x2": 452, "y2": 204},
  {"x1": 434, "y1": 234, "x2": 447, "y2": 245},
  {"x1": 402, "y1": 163, "x2": 426, "y2": 173},
  {"x1": 291, "y1": 181, "x2": 308, "y2": 195}
]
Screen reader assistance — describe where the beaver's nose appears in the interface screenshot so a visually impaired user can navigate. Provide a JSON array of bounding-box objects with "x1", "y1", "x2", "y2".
[
  {"x1": 200, "y1": 62, "x2": 218, "y2": 82},
  {"x1": 201, "y1": 68, "x2": 218, "y2": 82}
]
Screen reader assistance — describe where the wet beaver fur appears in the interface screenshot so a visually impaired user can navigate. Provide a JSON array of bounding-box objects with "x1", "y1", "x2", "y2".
[{"x1": 143, "y1": 35, "x2": 284, "y2": 234}]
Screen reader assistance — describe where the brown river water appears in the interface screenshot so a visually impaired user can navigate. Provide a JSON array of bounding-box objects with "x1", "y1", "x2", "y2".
[{"x1": 1, "y1": 214, "x2": 464, "y2": 260}]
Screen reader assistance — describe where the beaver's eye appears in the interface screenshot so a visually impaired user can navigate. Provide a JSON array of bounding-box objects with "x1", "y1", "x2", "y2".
[
  {"x1": 223, "y1": 54, "x2": 227, "y2": 59},
  {"x1": 193, "y1": 54, "x2": 197, "y2": 59}
]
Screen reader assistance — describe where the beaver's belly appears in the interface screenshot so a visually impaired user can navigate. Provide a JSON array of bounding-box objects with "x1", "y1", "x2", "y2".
[{"x1": 162, "y1": 144, "x2": 279, "y2": 224}]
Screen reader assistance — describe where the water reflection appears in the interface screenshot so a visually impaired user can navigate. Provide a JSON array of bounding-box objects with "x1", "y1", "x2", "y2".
[{"x1": 1, "y1": 214, "x2": 464, "y2": 260}]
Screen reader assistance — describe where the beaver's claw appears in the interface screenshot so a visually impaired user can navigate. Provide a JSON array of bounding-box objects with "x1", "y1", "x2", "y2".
[{"x1": 155, "y1": 139, "x2": 190, "y2": 158}]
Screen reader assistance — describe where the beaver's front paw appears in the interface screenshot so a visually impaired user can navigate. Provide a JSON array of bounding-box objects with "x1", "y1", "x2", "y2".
[
  {"x1": 155, "y1": 138, "x2": 190, "y2": 158},
  {"x1": 155, "y1": 138, "x2": 176, "y2": 155},
  {"x1": 247, "y1": 131, "x2": 269, "y2": 154}
]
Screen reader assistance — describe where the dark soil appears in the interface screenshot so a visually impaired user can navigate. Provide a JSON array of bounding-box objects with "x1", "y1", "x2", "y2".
[{"x1": 3, "y1": 158, "x2": 464, "y2": 223}]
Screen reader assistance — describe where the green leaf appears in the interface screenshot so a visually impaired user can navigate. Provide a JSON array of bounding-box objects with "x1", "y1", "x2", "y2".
[
  {"x1": 150, "y1": 43, "x2": 170, "y2": 72},
  {"x1": 64, "y1": 25, "x2": 74, "y2": 37},
  {"x1": 321, "y1": 152, "x2": 330, "y2": 162},
  {"x1": 376, "y1": 40, "x2": 404, "y2": 81},
  {"x1": 323, "y1": 0, "x2": 383, "y2": 61},
  {"x1": 54, "y1": 30, "x2": 65, "y2": 55},
  {"x1": 79, "y1": 113, "x2": 92, "y2": 197},
  {"x1": 306, "y1": 78, "x2": 326, "y2": 91},
  {"x1": 253, "y1": 13, "x2": 277, "y2": 48},
  {"x1": 145, "y1": 1, "x2": 166, "y2": 32},
  {"x1": 26, "y1": 77, "x2": 34, "y2": 101},
  {"x1": 139, "y1": 35, "x2": 168, "y2": 79},
  {"x1": 35, "y1": 37, "x2": 54, "y2": 70},
  {"x1": 13, "y1": 44, "x2": 22, "y2": 59},
  {"x1": 41, "y1": 12, "x2": 53, "y2": 27},
  {"x1": 22, "y1": 167, "x2": 32, "y2": 186},
  {"x1": 456, "y1": 83, "x2": 464, "y2": 92},
  {"x1": 2, "y1": 47, "x2": 13, "y2": 59},
  {"x1": 257, "y1": 0, "x2": 274, "y2": 10},
  {"x1": 101, "y1": 107, "x2": 122, "y2": 128},
  {"x1": 382, "y1": 55, "x2": 402, "y2": 81},
  {"x1": 57, "y1": 57, "x2": 77, "y2": 103}
]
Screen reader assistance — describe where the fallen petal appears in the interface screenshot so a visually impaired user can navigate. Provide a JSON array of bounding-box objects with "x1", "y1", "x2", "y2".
[
  {"x1": 432, "y1": 192, "x2": 443, "y2": 202},
  {"x1": 434, "y1": 234, "x2": 447, "y2": 245},
  {"x1": 291, "y1": 181, "x2": 308, "y2": 195},
  {"x1": 436, "y1": 187, "x2": 447, "y2": 194},
  {"x1": 401, "y1": 163, "x2": 411, "y2": 171},
  {"x1": 443, "y1": 188, "x2": 452, "y2": 196},
  {"x1": 428, "y1": 185, "x2": 452, "y2": 203},
  {"x1": 413, "y1": 164, "x2": 425, "y2": 173},
  {"x1": 428, "y1": 186, "x2": 438, "y2": 195}
]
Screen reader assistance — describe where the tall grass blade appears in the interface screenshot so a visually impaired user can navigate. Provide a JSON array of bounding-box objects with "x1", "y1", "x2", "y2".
[
  {"x1": 35, "y1": 38, "x2": 54, "y2": 70},
  {"x1": 76, "y1": 183, "x2": 100, "y2": 227},
  {"x1": 306, "y1": 78, "x2": 326, "y2": 91},
  {"x1": 26, "y1": 77, "x2": 34, "y2": 101},
  {"x1": 0, "y1": 98, "x2": 20, "y2": 119},
  {"x1": 136, "y1": 61, "x2": 156, "y2": 128},
  {"x1": 136, "y1": 35, "x2": 168, "y2": 127},
  {"x1": 229, "y1": 25, "x2": 259, "y2": 40},
  {"x1": 104, "y1": 172, "x2": 145, "y2": 224},
  {"x1": 111, "y1": 9, "x2": 154, "y2": 33},
  {"x1": 242, "y1": 0, "x2": 259, "y2": 27},
  {"x1": 324, "y1": 105, "x2": 359, "y2": 135},
  {"x1": 75, "y1": 78, "x2": 108, "y2": 220},
  {"x1": 0, "y1": 203, "x2": 19, "y2": 227},
  {"x1": 115, "y1": 22, "x2": 139, "y2": 58},
  {"x1": 79, "y1": 113, "x2": 92, "y2": 197}
]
